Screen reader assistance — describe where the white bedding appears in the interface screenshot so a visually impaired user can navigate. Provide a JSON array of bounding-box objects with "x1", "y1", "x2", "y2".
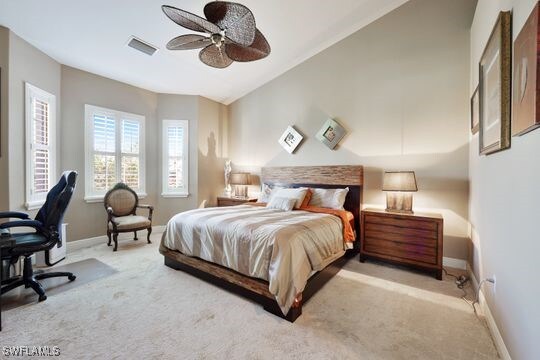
[{"x1": 162, "y1": 204, "x2": 346, "y2": 314}]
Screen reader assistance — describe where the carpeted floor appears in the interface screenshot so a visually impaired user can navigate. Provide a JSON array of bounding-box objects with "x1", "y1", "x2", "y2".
[{"x1": 1, "y1": 232, "x2": 499, "y2": 359}]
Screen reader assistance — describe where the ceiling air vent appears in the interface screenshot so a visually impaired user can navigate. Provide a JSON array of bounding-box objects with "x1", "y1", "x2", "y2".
[{"x1": 127, "y1": 36, "x2": 158, "y2": 56}]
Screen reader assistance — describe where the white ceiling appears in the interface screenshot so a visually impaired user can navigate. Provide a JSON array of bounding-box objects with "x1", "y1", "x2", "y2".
[{"x1": 0, "y1": 0, "x2": 408, "y2": 104}]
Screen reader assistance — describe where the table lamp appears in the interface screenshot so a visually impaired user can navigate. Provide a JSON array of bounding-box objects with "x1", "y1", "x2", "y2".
[
  {"x1": 230, "y1": 173, "x2": 250, "y2": 198},
  {"x1": 382, "y1": 171, "x2": 418, "y2": 214}
]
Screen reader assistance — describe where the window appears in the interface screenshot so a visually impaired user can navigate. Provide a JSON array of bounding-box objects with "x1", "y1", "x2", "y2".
[
  {"x1": 162, "y1": 120, "x2": 189, "y2": 197},
  {"x1": 84, "y1": 105, "x2": 145, "y2": 202},
  {"x1": 25, "y1": 83, "x2": 56, "y2": 210}
]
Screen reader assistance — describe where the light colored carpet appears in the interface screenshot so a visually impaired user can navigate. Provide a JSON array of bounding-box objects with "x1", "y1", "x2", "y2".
[{"x1": 1, "y1": 232, "x2": 499, "y2": 359}]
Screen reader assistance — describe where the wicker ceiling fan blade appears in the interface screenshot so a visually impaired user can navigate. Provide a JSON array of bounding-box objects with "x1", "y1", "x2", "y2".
[
  {"x1": 162, "y1": 5, "x2": 221, "y2": 34},
  {"x1": 225, "y1": 29, "x2": 270, "y2": 62},
  {"x1": 199, "y1": 45, "x2": 234, "y2": 68},
  {"x1": 166, "y1": 34, "x2": 212, "y2": 50},
  {"x1": 204, "y1": 1, "x2": 256, "y2": 47}
]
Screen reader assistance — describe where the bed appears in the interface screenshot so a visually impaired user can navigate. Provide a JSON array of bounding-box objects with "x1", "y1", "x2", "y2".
[{"x1": 160, "y1": 165, "x2": 363, "y2": 322}]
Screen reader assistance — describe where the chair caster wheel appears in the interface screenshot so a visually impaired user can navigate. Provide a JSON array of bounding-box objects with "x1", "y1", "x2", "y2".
[
  {"x1": 68, "y1": 275, "x2": 76, "y2": 281},
  {"x1": 38, "y1": 295, "x2": 47, "y2": 302}
]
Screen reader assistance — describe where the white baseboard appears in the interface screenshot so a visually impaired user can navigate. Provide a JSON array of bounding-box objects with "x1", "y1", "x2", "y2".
[
  {"x1": 466, "y1": 264, "x2": 511, "y2": 360},
  {"x1": 443, "y1": 257, "x2": 467, "y2": 270},
  {"x1": 66, "y1": 225, "x2": 166, "y2": 253}
]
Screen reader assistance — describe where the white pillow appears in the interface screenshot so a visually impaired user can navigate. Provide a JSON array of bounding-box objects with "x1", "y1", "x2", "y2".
[
  {"x1": 266, "y1": 197, "x2": 296, "y2": 211},
  {"x1": 271, "y1": 188, "x2": 308, "y2": 209},
  {"x1": 257, "y1": 184, "x2": 285, "y2": 203},
  {"x1": 257, "y1": 183, "x2": 273, "y2": 203},
  {"x1": 309, "y1": 187, "x2": 349, "y2": 210}
]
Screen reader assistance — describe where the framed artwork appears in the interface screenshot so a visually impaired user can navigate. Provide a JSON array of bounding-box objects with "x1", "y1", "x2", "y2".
[
  {"x1": 278, "y1": 126, "x2": 303, "y2": 154},
  {"x1": 479, "y1": 11, "x2": 512, "y2": 155},
  {"x1": 470, "y1": 86, "x2": 480, "y2": 134},
  {"x1": 512, "y1": 2, "x2": 540, "y2": 136},
  {"x1": 316, "y1": 118, "x2": 346, "y2": 149}
]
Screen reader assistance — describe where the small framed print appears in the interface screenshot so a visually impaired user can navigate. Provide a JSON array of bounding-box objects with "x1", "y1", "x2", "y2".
[
  {"x1": 479, "y1": 11, "x2": 512, "y2": 155},
  {"x1": 316, "y1": 118, "x2": 346, "y2": 149},
  {"x1": 471, "y1": 85, "x2": 480, "y2": 134},
  {"x1": 278, "y1": 126, "x2": 303, "y2": 154}
]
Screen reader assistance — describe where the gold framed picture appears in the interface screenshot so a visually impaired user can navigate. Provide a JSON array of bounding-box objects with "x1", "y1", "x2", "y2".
[{"x1": 479, "y1": 11, "x2": 512, "y2": 155}]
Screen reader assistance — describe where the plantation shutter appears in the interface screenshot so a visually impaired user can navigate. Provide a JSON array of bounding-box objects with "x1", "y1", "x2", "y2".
[
  {"x1": 31, "y1": 98, "x2": 50, "y2": 195},
  {"x1": 92, "y1": 114, "x2": 117, "y2": 191},
  {"x1": 162, "y1": 120, "x2": 188, "y2": 196}
]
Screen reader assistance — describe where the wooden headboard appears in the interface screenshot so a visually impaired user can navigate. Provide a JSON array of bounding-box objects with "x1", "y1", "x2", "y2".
[{"x1": 261, "y1": 165, "x2": 364, "y2": 241}]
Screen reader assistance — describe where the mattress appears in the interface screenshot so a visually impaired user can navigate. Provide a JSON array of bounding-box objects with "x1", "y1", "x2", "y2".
[{"x1": 162, "y1": 204, "x2": 347, "y2": 314}]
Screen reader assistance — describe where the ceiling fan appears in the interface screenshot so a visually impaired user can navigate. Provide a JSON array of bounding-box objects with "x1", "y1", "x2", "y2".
[{"x1": 162, "y1": 1, "x2": 271, "y2": 69}]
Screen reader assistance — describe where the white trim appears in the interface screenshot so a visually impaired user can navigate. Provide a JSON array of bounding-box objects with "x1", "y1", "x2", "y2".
[
  {"x1": 160, "y1": 193, "x2": 189, "y2": 198},
  {"x1": 66, "y1": 225, "x2": 166, "y2": 253},
  {"x1": 466, "y1": 264, "x2": 512, "y2": 360},
  {"x1": 25, "y1": 83, "x2": 57, "y2": 210},
  {"x1": 442, "y1": 257, "x2": 467, "y2": 270},
  {"x1": 84, "y1": 192, "x2": 147, "y2": 203},
  {"x1": 162, "y1": 119, "x2": 189, "y2": 197},
  {"x1": 84, "y1": 104, "x2": 146, "y2": 200}
]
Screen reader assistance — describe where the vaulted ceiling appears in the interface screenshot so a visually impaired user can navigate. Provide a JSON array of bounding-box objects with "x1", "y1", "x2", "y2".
[{"x1": 0, "y1": 0, "x2": 409, "y2": 104}]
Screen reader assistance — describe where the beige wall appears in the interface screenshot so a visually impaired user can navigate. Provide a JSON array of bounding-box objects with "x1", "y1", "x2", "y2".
[
  {"x1": 60, "y1": 66, "x2": 158, "y2": 240},
  {"x1": 470, "y1": 1, "x2": 540, "y2": 358},
  {"x1": 8, "y1": 32, "x2": 61, "y2": 214},
  {"x1": 228, "y1": 0, "x2": 475, "y2": 261},
  {"x1": 0, "y1": 27, "x2": 9, "y2": 211},
  {"x1": 197, "y1": 96, "x2": 228, "y2": 207}
]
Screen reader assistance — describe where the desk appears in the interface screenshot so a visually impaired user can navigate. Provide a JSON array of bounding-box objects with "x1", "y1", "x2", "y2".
[{"x1": 0, "y1": 234, "x2": 15, "y2": 331}]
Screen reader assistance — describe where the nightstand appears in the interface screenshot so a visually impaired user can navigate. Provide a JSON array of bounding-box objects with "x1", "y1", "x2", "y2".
[
  {"x1": 360, "y1": 208, "x2": 443, "y2": 280},
  {"x1": 217, "y1": 196, "x2": 257, "y2": 207}
]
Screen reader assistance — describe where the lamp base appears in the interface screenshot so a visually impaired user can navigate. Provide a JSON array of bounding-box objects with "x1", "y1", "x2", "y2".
[{"x1": 385, "y1": 192, "x2": 414, "y2": 214}]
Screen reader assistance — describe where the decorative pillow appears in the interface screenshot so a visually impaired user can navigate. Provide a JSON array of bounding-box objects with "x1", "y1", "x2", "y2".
[
  {"x1": 257, "y1": 184, "x2": 286, "y2": 203},
  {"x1": 257, "y1": 183, "x2": 273, "y2": 203},
  {"x1": 266, "y1": 197, "x2": 296, "y2": 211},
  {"x1": 271, "y1": 188, "x2": 308, "y2": 209},
  {"x1": 308, "y1": 187, "x2": 349, "y2": 210},
  {"x1": 299, "y1": 188, "x2": 313, "y2": 208}
]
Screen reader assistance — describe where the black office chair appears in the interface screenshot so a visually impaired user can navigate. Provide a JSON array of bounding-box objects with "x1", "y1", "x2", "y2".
[{"x1": 0, "y1": 171, "x2": 77, "y2": 302}]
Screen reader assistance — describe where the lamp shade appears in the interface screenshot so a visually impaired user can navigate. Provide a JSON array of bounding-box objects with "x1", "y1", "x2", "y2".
[
  {"x1": 229, "y1": 172, "x2": 250, "y2": 185},
  {"x1": 382, "y1": 171, "x2": 417, "y2": 192}
]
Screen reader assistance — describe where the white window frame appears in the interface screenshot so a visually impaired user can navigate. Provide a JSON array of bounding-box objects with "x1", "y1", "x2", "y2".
[
  {"x1": 84, "y1": 104, "x2": 146, "y2": 202},
  {"x1": 25, "y1": 83, "x2": 57, "y2": 210},
  {"x1": 162, "y1": 120, "x2": 189, "y2": 197}
]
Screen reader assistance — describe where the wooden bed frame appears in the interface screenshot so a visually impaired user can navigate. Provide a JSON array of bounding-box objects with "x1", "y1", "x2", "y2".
[{"x1": 160, "y1": 165, "x2": 364, "y2": 322}]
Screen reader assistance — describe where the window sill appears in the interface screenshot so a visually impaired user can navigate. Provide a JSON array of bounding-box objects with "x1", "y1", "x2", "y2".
[
  {"x1": 25, "y1": 200, "x2": 45, "y2": 211},
  {"x1": 161, "y1": 193, "x2": 189, "y2": 198},
  {"x1": 84, "y1": 192, "x2": 147, "y2": 203}
]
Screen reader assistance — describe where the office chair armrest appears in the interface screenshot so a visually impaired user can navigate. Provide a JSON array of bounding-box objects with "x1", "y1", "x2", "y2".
[
  {"x1": 0, "y1": 219, "x2": 43, "y2": 230},
  {"x1": 0, "y1": 211, "x2": 30, "y2": 220},
  {"x1": 137, "y1": 204, "x2": 154, "y2": 221}
]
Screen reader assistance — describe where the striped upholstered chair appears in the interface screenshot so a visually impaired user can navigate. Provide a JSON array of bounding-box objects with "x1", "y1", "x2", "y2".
[{"x1": 104, "y1": 183, "x2": 153, "y2": 251}]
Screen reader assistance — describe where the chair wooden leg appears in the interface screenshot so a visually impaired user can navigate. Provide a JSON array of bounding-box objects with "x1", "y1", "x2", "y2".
[
  {"x1": 133, "y1": 231, "x2": 138, "y2": 241},
  {"x1": 113, "y1": 233, "x2": 118, "y2": 252},
  {"x1": 107, "y1": 230, "x2": 112, "y2": 246},
  {"x1": 147, "y1": 227, "x2": 152, "y2": 244}
]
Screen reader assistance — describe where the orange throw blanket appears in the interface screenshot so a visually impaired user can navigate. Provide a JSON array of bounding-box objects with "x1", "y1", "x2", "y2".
[{"x1": 299, "y1": 206, "x2": 356, "y2": 244}]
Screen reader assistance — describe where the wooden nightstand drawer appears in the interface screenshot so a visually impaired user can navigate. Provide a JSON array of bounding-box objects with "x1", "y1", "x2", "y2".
[
  {"x1": 364, "y1": 214, "x2": 438, "y2": 232},
  {"x1": 217, "y1": 197, "x2": 257, "y2": 207},
  {"x1": 363, "y1": 238, "x2": 437, "y2": 265},
  {"x1": 360, "y1": 208, "x2": 443, "y2": 280}
]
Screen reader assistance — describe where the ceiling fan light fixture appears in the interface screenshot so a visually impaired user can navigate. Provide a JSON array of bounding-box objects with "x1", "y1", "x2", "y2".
[{"x1": 162, "y1": 1, "x2": 270, "y2": 68}]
